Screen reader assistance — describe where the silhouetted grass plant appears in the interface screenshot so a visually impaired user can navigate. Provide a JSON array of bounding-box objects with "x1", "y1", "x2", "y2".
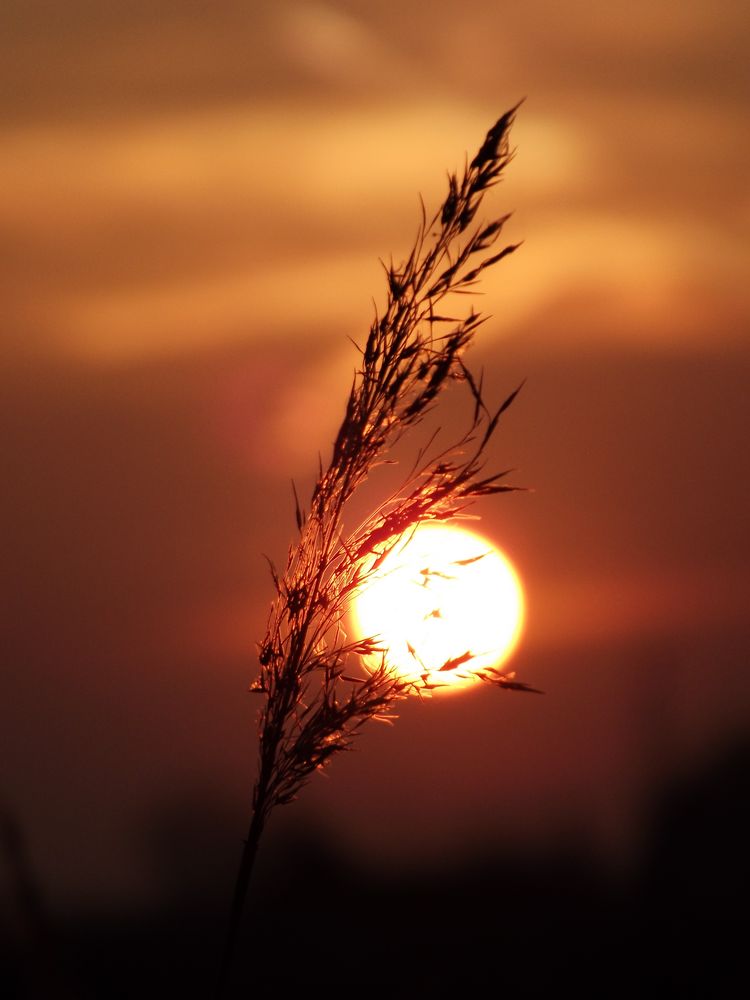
[{"x1": 216, "y1": 103, "x2": 538, "y2": 997}]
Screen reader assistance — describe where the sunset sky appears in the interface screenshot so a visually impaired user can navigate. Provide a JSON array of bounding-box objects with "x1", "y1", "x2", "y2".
[{"x1": 2, "y1": 1, "x2": 749, "y2": 909}]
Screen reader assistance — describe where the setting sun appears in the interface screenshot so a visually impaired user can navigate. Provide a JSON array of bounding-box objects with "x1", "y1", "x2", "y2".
[{"x1": 352, "y1": 523, "x2": 525, "y2": 692}]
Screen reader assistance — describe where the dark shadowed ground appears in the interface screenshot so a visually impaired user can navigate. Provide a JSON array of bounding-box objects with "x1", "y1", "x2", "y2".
[{"x1": 3, "y1": 733, "x2": 748, "y2": 997}]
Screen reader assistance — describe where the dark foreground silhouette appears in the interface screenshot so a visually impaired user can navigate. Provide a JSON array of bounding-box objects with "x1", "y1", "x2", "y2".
[{"x1": 4, "y1": 736, "x2": 748, "y2": 998}]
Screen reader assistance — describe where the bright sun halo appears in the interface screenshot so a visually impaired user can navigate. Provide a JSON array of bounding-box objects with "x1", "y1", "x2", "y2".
[{"x1": 352, "y1": 523, "x2": 524, "y2": 692}]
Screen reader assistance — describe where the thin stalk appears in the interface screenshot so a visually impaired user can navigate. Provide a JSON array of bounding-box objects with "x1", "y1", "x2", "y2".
[
  {"x1": 213, "y1": 772, "x2": 270, "y2": 997},
  {"x1": 214, "y1": 796, "x2": 265, "y2": 1000}
]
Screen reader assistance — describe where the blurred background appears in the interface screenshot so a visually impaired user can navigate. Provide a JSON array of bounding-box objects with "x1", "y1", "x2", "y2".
[{"x1": 2, "y1": 1, "x2": 749, "y2": 994}]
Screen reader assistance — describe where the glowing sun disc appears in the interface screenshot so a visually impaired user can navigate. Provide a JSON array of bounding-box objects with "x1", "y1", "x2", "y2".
[{"x1": 351, "y1": 523, "x2": 524, "y2": 692}]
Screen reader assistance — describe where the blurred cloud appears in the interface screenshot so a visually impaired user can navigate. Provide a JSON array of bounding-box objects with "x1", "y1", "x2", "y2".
[
  {"x1": 2, "y1": 94, "x2": 746, "y2": 361},
  {"x1": 276, "y1": 0, "x2": 410, "y2": 85}
]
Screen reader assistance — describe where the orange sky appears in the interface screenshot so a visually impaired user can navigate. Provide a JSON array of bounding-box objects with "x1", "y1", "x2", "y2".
[{"x1": 2, "y1": 1, "x2": 749, "y2": 905}]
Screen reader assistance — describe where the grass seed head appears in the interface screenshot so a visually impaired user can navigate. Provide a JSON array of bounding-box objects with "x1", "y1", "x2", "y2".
[{"x1": 253, "y1": 105, "x2": 535, "y2": 814}]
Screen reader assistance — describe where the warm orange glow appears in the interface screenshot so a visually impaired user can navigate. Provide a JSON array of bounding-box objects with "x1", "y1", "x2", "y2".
[{"x1": 352, "y1": 523, "x2": 525, "y2": 692}]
